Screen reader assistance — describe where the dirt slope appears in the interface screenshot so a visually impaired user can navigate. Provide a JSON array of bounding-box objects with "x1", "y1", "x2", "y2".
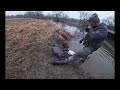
[{"x1": 6, "y1": 19, "x2": 93, "y2": 79}]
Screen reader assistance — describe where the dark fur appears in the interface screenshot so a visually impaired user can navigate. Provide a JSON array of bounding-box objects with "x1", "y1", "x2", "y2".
[{"x1": 52, "y1": 44, "x2": 69, "y2": 60}]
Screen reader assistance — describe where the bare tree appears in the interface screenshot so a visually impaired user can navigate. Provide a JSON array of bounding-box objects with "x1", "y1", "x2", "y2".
[
  {"x1": 102, "y1": 16, "x2": 114, "y2": 30},
  {"x1": 52, "y1": 11, "x2": 64, "y2": 22},
  {"x1": 61, "y1": 13, "x2": 69, "y2": 21},
  {"x1": 46, "y1": 13, "x2": 53, "y2": 20},
  {"x1": 24, "y1": 11, "x2": 44, "y2": 19},
  {"x1": 102, "y1": 16, "x2": 114, "y2": 26},
  {"x1": 77, "y1": 11, "x2": 92, "y2": 34},
  {"x1": 24, "y1": 11, "x2": 35, "y2": 18},
  {"x1": 34, "y1": 11, "x2": 44, "y2": 19}
]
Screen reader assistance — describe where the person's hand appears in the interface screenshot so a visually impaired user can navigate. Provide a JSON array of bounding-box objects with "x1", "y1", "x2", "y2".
[
  {"x1": 85, "y1": 28, "x2": 89, "y2": 32},
  {"x1": 85, "y1": 26, "x2": 91, "y2": 32},
  {"x1": 87, "y1": 26, "x2": 91, "y2": 28},
  {"x1": 79, "y1": 39, "x2": 83, "y2": 44}
]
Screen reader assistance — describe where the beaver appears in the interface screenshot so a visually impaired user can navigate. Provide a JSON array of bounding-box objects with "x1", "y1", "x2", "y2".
[{"x1": 52, "y1": 44, "x2": 69, "y2": 60}]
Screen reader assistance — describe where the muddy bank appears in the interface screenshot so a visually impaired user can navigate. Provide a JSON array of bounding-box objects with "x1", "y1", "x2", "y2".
[{"x1": 6, "y1": 19, "x2": 94, "y2": 79}]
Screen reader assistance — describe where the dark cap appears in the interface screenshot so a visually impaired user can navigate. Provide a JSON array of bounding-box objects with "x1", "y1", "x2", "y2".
[{"x1": 88, "y1": 13, "x2": 100, "y2": 23}]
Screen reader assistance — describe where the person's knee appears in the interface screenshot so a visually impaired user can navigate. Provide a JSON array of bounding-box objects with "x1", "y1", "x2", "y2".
[
  {"x1": 83, "y1": 47, "x2": 93, "y2": 55},
  {"x1": 74, "y1": 49, "x2": 85, "y2": 57},
  {"x1": 66, "y1": 56, "x2": 79, "y2": 64},
  {"x1": 66, "y1": 47, "x2": 92, "y2": 64}
]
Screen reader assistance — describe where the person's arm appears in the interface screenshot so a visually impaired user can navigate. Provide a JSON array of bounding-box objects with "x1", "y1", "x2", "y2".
[
  {"x1": 89, "y1": 28, "x2": 108, "y2": 39},
  {"x1": 79, "y1": 33, "x2": 89, "y2": 43},
  {"x1": 79, "y1": 25, "x2": 91, "y2": 44}
]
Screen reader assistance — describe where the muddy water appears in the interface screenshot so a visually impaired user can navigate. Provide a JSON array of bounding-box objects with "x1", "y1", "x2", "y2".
[{"x1": 64, "y1": 25, "x2": 115, "y2": 79}]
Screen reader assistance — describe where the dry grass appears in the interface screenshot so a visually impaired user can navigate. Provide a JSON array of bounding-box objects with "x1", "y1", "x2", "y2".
[{"x1": 5, "y1": 19, "x2": 73, "y2": 79}]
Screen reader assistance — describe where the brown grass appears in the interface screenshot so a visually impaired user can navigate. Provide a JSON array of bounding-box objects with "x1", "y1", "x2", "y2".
[{"x1": 5, "y1": 18, "x2": 73, "y2": 79}]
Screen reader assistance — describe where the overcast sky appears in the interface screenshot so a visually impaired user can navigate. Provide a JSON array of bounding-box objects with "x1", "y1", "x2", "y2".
[{"x1": 5, "y1": 11, "x2": 114, "y2": 20}]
